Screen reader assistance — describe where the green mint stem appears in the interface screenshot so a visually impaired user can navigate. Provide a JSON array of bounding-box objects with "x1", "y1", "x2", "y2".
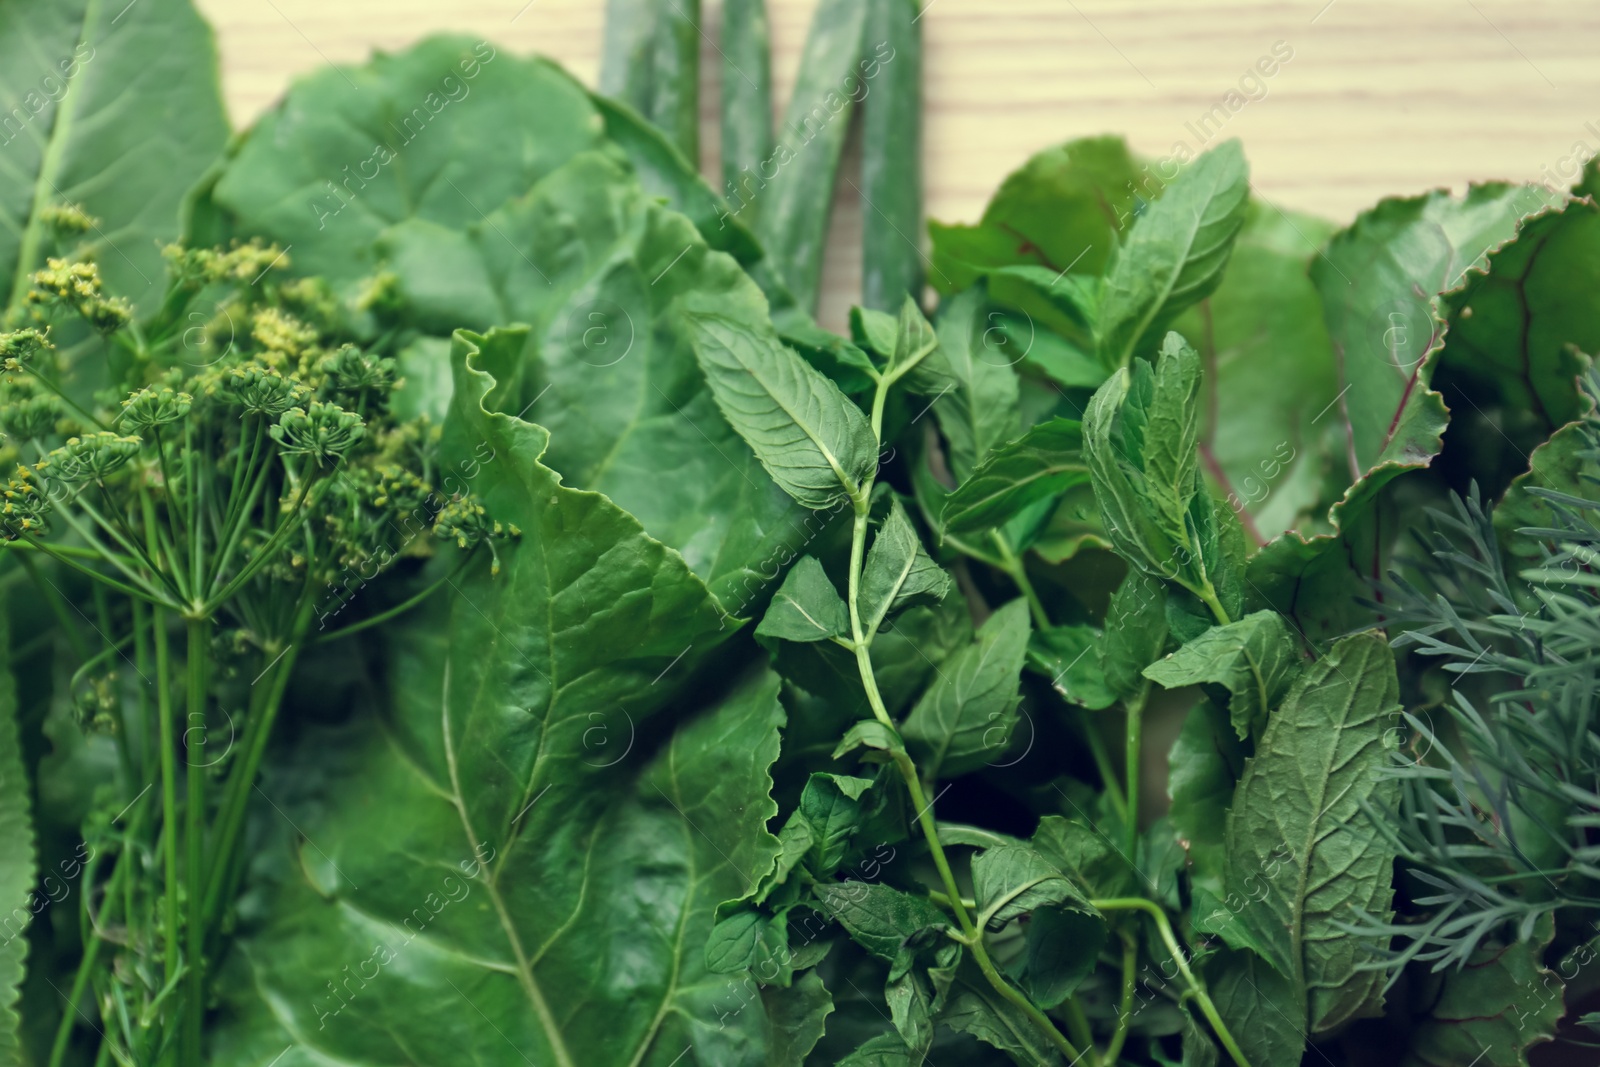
[
  {"x1": 1090, "y1": 897, "x2": 1252, "y2": 1067},
  {"x1": 1124, "y1": 684, "x2": 1148, "y2": 859},
  {"x1": 1102, "y1": 931, "x2": 1138, "y2": 1066},
  {"x1": 990, "y1": 529, "x2": 1049, "y2": 629}
]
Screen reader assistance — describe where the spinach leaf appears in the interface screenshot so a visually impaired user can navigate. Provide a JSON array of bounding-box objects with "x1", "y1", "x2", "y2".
[
  {"x1": 211, "y1": 328, "x2": 791, "y2": 1066},
  {"x1": 0, "y1": 601, "x2": 31, "y2": 1064},
  {"x1": 0, "y1": 0, "x2": 228, "y2": 312}
]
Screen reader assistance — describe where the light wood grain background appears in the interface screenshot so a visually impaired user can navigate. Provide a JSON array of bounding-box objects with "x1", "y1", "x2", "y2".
[{"x1": 196, "y1": 0, "x2": 1600, "y2": 329}]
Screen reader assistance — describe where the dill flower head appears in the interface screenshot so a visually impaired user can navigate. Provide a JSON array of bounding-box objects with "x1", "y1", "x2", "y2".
[
  {"x1": 118, "y1": 387, "x2": 192, "y2": 432},
  {"x1": 41, "y1": 202, "x2": 96, "y2": 237},
  {"x1": 26, "y1": 258, "x2": 131, "y2": 332},
  {"x1": 270, "y1": 400, "x2": 364, "y2": 464},
  {"x1": 222, "y1": 364, "x2": 309, "y2": 418},
  {"x1": 0, "y1": 464, "x2": 50, "y2": 539},
  {"x1": 323, "y1": 344, "x2": 396, "y2": 398},
  {"x1": 42, "y1": 432, "x2": 142, "y2": 483},
  {"x1": 0, "y1": 327, "x2": 51, "y2": 371}
]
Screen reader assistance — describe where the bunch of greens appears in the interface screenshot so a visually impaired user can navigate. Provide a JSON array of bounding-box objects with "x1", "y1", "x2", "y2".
[{"x1": 2, "y1": 1, "x2": 1599, "y2": 1066}]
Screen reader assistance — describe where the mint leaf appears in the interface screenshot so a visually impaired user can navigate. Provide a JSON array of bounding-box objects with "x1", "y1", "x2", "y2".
[
  {"x1": 851, "y1": 305, "x2": 900, "y2": 361},
  {"x1": 901, "y1": 599, "x2": 1030, "y2": 780},
  {"x1": 1218, "y1": 631, "x2": 1402, "y2": 1035},
  {"x1": 800, "y1": 773, "x2": 876, "y2": 875},
  {"x1": 1201, "y1": 947, "x2": 1306, "y2": 1067},
  {"x1": 971, "y1": 845, "x2": 1093, "y2": 931},
  {"x1": 1097, "y1": 140, "x2": 1250, "y2": 368},
  {"x1": 758, "y1": 556, "x2": 850, "y2": 643},
  {"x1": 762, "y1": 970, "x2": 835, "y2": 1066},
  {"x1": 942, "y1": 956, "x2": 1067, "y2": 1065},
  {"x1": 1101, "y1": 569, "x2": 1169, "y2": 703},
  {"x1": 860, "y1": 497, "x2": 951, "y2": 634},
  {"x1": 1167, "y1": 699, "x2": 1245, "y2": 897},
  {"x1": 941, "y1": 417, "x2": 1089, "y2": 536},
  {"x1": 1143, "y1": 610, "x2": 1299, "y2": 741},
  {"x1": 1027, "y1": 624, "x2": 1116, "y2": 710},
  {"x1": 917, "y1": 287, "x2": 1022, "y2": 478},
  {"x1": 816, "y1": 882, "x2": 947, "y2": 968},
  {"x1": 685, "y1": 305, "x2": 878, "y2": 509}
]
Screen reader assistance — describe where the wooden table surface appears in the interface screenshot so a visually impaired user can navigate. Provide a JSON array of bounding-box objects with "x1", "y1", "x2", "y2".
[{"x1": 196, "y1": 0, "x2": 1600, "y2": 329}]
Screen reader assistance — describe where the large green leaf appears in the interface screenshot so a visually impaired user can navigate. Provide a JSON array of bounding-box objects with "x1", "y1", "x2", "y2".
[
  {"x1": 209, "y1": 328, "x2": 791, "y2": 1066},
  {"x1": 0, "y1": 598, "x2": 33, "y2": 1065},
  {"x1": 1096, "y1": 140, "x2": 1249, "y2": 368},
  {"x1": 0, "y1": 0, "x2": 227, "y2": 311},
  {"x1": 1171, "y1": 201, "x2": 1341, "y2": 543},
  {"x1": 1401, "y1": 921, "x2": 1562, "y2": 1067},
  {"x1": 1251, "y1": 183, "x2": 1561, "y2": 639},
  {"x1": 209, "y1": 37, "x2": 600, "y2": 296},
  {"x1": 389, "y1": 151, "x2": 809, "y2": 608},
  {"x1": 1214, "y1": 632, "x2": 1401, "y2": 1036},
  {"x1": 684, "y1": 300, "x2": 878, "y2": 510},
  {"x1": 901, "y1": 599, "x2": 1030, "y2": 780},
  {"x1": 927, "y1": 135, "x2": 1144, "y2": 296},
  {"x1": 1439, "y1": 196, "x2": 1600, "y2": 477}
]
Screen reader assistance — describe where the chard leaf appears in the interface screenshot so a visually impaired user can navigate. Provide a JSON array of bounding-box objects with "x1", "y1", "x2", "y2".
[
  {"x1": 1402, "y1": 920, "x2": 1561, "y2": 1067},
  {"x1": 210, "y1": 327, "x2": 791, "y2": 1067},
  {"x1": 860, "y1": 497, "x2": 951, "y2": 635},
  {"x1": 919, "y1": 287, "x2": 1022, "y2": 479},
  {"x1": 940, "y1": 418, "x2": 1089, "y2": 536},
  {"x1": 757, "y1": 556, "x2": 849, "y2": 643},
  {"x1": 1440, "y1": 196, "x2": 1600, "y2": 471},
  {"x1": 1252, "y1": 183, "x2": 1561, "y2": 639},
  {"x1": 1495, "y1": 407, "x2": 1596, "y2": 563},
  {"x1": 0, "y1": 0, "x2": 227, "y2": 311},
  {"x1": 685, "y1": 304, "x2": 878, "y2": 509},
  {"x1": 928, "y1": 135, "x2": 1144, "y2": 295},
  {"x1": 1097, "y1": 141, "x2": 1249, "y2": 368},
  {"x1": 0, "y1": 600, "x2": 32, "y2": 1064},
  {"x1": 901, "y1": 600, "x2": 1031, "y2": 780},
  {"x1": 1142, "y1": 610, "x2": 1298, "y2": 741},
  {"x1": 1170, "y1": 202, "x2": 1341, "y2": 543},
  {"x1": 1217, "y1": 631, "x2": 1402, "y2": 1035}
]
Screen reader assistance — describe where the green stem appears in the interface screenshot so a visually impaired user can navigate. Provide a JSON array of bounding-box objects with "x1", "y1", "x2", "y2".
[
  {"x1": 313, "y1": 551, "x2": 471, "y2": 644},
  {"x1": 1124, "y1": 685, "x2": 1148, "y2": 859},
  {"x1": 1080, "y1": 713, "x2": 1128, "y2": 825},
  {"x1": 1090, "y1": 897, "x2": 1252, "y2": 1067},
  {"x1": 990, "y1": 529, "x2": 1049, "y2": 629},
  {"x1": 842, "y1": 375, "x2": 1084, "y2": 1066},
  {"x1": 182, "y1": 616, "x2": 207, "y2": 1063},
  {"x1": 152, "y1": 609, "x2": 180, "y2": 983},
  {"x1": 1195, "y1": 579, "x2": 1232, "y2": 628},
  {"x1": 1102, "y1": 932, "x2": 1138, "y2": 1065}
]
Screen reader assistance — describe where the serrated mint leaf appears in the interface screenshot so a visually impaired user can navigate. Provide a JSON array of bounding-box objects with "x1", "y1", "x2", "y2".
[
  {"x1": 915, "y1": 287, "x2": 1022, "y2": 478},
  {"x1": 799, "y1": 773, "x2": 876, "y2": 875},
  {"x1": 1101, "y1": 569, "x2": 1169, "y2": 704},
  {"x1": 860, "y1": 497, "x2": 952, "y2": 635},
  {"x1": 1026, "y1": 624, "x2": 1116, "y2": 710},
  {"x1": 941, "y1": 418, "x2": 1089, "y2": 536},
  {"x1": 901, "y1": 600, "x2": 1031, "y2": 780},
  {"x1": 1097, "y1": 140, "x2": 1250, "y2": 368},
  {"x1": 708, "y1": 905, "x2": 785, "y2": 976},
  {"x1": 757, "y1": 556, "x2": 849, "y2": 643},
  {"x1": 837, "y1": 1031, "x2": 920, "y2": 1065},
  {"x1": 1220, "y1": 632, "x2": 1402, "y2": 1036},
  {"x1": 942, "y1": 956, "x2": 1067, "y2": 1065},
  {"x1": 833, "y1": 721, "x2": 907, "y2": 761},
  {"x1": 1201, "y1": 947, "x2": 1306, "y2": 1067},
  {"x1": 815, "y1": 882, "x2": 947, "y2": 968},
  {"x1": 1031, "y1": 815, "x2": 1128, "y2": 900},
  {"x1": 1167, "y1": 699, "x2": 1245, "y2": 897},
  {"x1": 1143, "y1": 610, "x2": 1299, "y2": 741},
  {"x1": 972, "y1": 845, "x2": 1093, "y2": 932},
  {"x1": 684, "y1": 305, "x2": 878, "y2": 509},
  {"x1": 1141, "y1": 334, "x2": 1205, "y2": 545},
  {"x1": 851, "y1": 304, "x2": 899, "y2": 360},
  {"x1": 1022, "y1": 903, "x2": 1108, "y2": 1010},
  {"x1": 888, "y1": 294, "x2": 940, "y2": 383}
]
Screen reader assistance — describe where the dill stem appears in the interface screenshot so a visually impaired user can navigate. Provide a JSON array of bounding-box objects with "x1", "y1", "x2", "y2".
[{"x1": 182, "y1": 615, "x2": 208, "y2": 1063}]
